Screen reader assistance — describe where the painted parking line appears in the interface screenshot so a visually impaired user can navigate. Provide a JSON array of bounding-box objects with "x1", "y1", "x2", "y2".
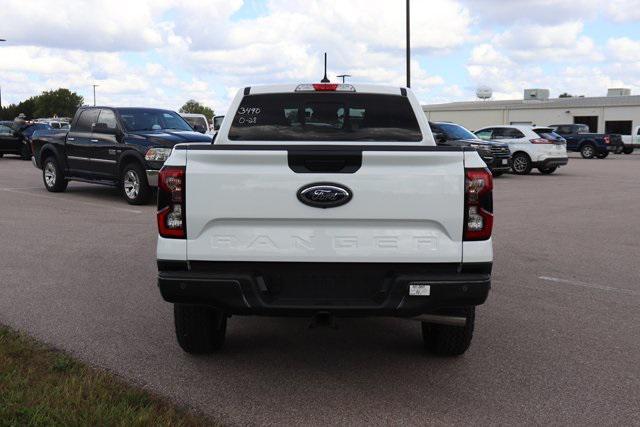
[
  {"x1": 538, "y1": 276, "x2": 640, "y2": 297},
  {"x1": 0, "y1": 188, "x2": 143, "y2": 214}
]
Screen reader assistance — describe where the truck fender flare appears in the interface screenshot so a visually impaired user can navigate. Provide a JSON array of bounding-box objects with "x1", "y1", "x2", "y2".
[
  {"x1": 579, "y1": 140, "x2": 595, "y2": 149},
  {"x1": 38, "y1": 143, "x2": 64, "y2": 170},
  {"x1": 117, "y1": 150, "x2": 146, "y2": 173}
]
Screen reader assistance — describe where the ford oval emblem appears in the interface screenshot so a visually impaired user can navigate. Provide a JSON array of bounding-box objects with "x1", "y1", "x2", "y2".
[{"x1": 297, "y1": 183, "x2": 352, "y2": 208}]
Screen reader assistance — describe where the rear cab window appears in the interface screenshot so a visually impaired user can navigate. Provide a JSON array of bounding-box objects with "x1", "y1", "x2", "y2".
[{"x1": 228, "y1": 93, "x2": 422, "y2": 142}]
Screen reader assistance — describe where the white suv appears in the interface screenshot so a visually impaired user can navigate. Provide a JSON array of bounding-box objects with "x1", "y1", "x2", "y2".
[{"x1": 475, "y1": 125, "x2": 568, "y2": 175}]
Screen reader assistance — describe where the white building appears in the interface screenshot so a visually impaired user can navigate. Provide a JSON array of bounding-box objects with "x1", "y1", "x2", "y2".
[{"x1": 423, "y1": 89, "x2": 640, "y2": 135}]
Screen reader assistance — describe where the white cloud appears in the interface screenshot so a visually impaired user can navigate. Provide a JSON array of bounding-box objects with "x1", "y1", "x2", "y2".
[
  {"x1": 1, "y1": 0, "x2": 170, "y2": 51},
  {"x1": 492, "y1": 22, "x2": 602, "y2": 62},
  {"x1": 606, "y1": 37, "x2": 640, "y2": 62},
  {"x1": 606, "y1": 0, "x2": 640, "y2": 22}
]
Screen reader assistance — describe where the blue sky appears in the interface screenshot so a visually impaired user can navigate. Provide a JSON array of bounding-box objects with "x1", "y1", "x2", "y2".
[{"x1": 1, "y1": 0, "x2": 639, "y2": 114}]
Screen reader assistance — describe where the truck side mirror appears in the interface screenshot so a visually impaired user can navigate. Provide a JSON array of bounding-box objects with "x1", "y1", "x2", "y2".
[
  {"x1": 433, "y1": 132, "x2": 447, "y2": 144},
  {"x1": 213, "y1": 115, "x2": 224, "y2": 131}
]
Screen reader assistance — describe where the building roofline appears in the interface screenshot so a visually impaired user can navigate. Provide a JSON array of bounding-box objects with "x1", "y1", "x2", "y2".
[{"x1": 422, "y1": 95, "x2": 640, "y2": 111}]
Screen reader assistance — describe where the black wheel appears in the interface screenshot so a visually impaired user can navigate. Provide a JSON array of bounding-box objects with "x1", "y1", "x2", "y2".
[
  {"x1": 121, "y1": 162, "x2": 151, "y2": 205},
  {"x1": 623, "y1": 147, "x2": 634, "y2": 154},
  {"x1": 538, "y1": 166, "x2": 557, "y2": 174},
  {"x1": 422, "y1": 307, "x2": 475, "y2": 357},
  {"x1": 174, "y1": 304, "x2": 227, "y2": 354},
  {"x1": 511, "y1": 153, "x2": 532, "y2": 175},
  {"x1": 596, "y1": 151, "x2": 609, "y2": 159},
  {"x1": 20, "y1": 144, "x2": 31, "y2": 160},
  {"x1": 580, "y1": 143, "x2": 596, "y2": 159},
  {"x1": 42, "y1": 156, "x2": 68, "y2": 192},
  {"x1": 492, "y1": 171, "x2": 505, "y2": 177}
]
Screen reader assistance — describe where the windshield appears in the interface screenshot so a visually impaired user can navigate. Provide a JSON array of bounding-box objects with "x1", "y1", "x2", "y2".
[
  {"x1": 228, "y1": 93, "x2": 422, "y2": 142},
  {"x1": 183, "y1": 116, "x2": 207, "y2": 130},
  {"x1": 432, "y1": 123, "x2": 478, "y2": 140},
  {"x1": 119, "y1": 109, "x2": 192, "y2": 132}
]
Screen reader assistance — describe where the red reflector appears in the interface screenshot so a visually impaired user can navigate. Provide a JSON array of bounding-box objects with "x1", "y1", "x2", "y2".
[
  {"x1": 157, "y1": 166, "x2": 186, "y2": 239},
  {"x1": 312, "y1": 83, "x2": 338, "y2": 91},
  {"x1": 464, "y1": 168, "x2": 493, "y2": 241},
  {"x1": 604, "y1": 135, "x2": 610, "y2": 144}
]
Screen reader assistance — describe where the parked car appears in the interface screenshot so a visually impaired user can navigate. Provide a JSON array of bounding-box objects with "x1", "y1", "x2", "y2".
[
  {"x1": 35, "y1": 119, "x2": 69, "y2": 130},
  {"x1": 548, "y1": 124, "x2": 623, "y2": 159},
  {"x1": 157, "y1": 83, "x2": 494, "y2": 357},
  {"x1": 31, "y1": 106, "x2": 212, "y2": 204},
  {"x1": 179, "y1": 113, "x2": 212, "y2": 134},
  {"x1": 430, "y1": 121, "x2": 511, "y2": 176},
  {"x1": 475, "y1": 125, "x2": 568, "y2": 175},
  {"x1": 620, "y1": 125, "x2": 640, "y2": 154},
  {"x1": 0, "y1": 120, "x2": 43, "y2": 160}
]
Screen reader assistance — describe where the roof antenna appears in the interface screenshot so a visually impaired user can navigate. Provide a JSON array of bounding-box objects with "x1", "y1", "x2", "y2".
[{"x1": 321, "y1": 52, "x2": 330, "y2": 83}]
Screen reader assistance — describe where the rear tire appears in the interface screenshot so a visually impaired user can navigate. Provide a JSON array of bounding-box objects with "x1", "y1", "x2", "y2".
[
  {"x1": 422, "y1": 307, "x2": 475, "y2": 357},
  {"x1": 623, "y1": 147, "x2": 634, "y2": 154},
  {"x1": 538, "y1": 166, "x2": 557, "y2": 174},
  {"x1": 511, "y1": 153, "x2": 532, "y2": 175},
  {"x1": 121, "y1": 162, "x2": 151, "y2": 205},
  {"x1": 580, "y1": 143, "x2": 596, "y2": 159},
  {"x1": 42, "y1": 156, "x2": 68, "y2": 192},
  {"x1": 174, "y1": 304, "x2": 227, "y2": 354},
  {"x1": 596, "y1": 151, "x2": 609, "y2": 159}
]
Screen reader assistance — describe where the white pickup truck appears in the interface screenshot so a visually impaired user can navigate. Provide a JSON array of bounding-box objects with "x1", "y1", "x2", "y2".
[
  {"x1": 622, "y1": 126, "x2": 640, "y2": 154},
  {"x1": 156, "y1": 83, "x2": 494, "y2": 356}
]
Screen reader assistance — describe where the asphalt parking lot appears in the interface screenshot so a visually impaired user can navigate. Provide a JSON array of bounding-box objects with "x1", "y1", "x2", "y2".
[{"x1": 1, "y1": 153, "x2": 639, "y2": 425}]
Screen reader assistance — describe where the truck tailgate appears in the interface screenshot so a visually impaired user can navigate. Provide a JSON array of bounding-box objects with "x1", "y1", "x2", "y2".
[{"x1": 185, "y1": 146, "x2": 465, "y2": 263}]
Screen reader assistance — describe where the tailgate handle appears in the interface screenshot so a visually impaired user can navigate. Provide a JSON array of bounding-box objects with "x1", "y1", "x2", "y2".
[{"x1": 288, "y1": 150, "x2": 362, "y2": 174}]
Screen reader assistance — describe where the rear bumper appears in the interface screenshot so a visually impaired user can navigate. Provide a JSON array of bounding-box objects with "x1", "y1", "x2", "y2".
[
  {"x1": 157, "y1": 261, "x2": 491, "y2": 316},
  {"x1": 532, "y1": 157, "x2": 568, "y2": 168},
  {"x1": 606, "y1": 144, "x2": 624, "y2": 153}
]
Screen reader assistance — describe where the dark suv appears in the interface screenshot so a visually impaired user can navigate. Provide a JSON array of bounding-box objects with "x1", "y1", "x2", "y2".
[{"x1": 430, "y1": 121, "x2": 511, "y2": 175}]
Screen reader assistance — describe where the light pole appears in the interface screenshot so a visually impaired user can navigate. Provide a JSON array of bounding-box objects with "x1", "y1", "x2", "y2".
[
  {"x1": 92, "y1": 84, "x2": 99, "y2": 106},
  {"x1": 0, "y1": 39, "x2": 5, "y2": 109},
  {"x1": 406, "y1": 0, "x2": 411, "y2": 88},
  {"x1": 337, "y1": 74, "x2": 351, "y2": 83}
]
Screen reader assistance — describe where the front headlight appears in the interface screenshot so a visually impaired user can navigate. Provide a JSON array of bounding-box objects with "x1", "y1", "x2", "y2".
[
  {"x1": 469, "y1": 143, "x2": 490, "y2": 152},
  {"x1": 145, "y1": 147, "x2": 172, "y2": 162}
]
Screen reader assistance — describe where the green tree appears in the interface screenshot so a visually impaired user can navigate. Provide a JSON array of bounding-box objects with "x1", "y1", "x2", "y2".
[
  {"x1": 179, "y1": 100, "x2": 214, "y2": 120},
  {"x1": 33, "y1": 88, "x2": 84, "y2": 118},
  {"x1": 558, "y1": 92, "x2": 573, "y2": 98},
  {"x1": 0, "y1": 88, "x2": 84, "y2": 120}
]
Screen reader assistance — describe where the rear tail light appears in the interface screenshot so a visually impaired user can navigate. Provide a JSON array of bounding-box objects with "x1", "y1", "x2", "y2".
[
  {"x1": 464, "y1": 168, "x2": 493, "y2": 241},
  {"x1": 530, "y1": 138, "x2": 552, "y2": 144},
  {"x1": 604, "y1": 135, "x2": 611, "y2": 144},
  {"x1": 157, "y1": 166, "x2": 186, "y2": 239},
  {"x1": 295, "y1": 83, "x2": 356, "y2": 92}
]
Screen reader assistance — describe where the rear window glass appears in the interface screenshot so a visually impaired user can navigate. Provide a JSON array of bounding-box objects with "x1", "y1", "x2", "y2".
[
  {"x1": 228, "y1": 93, "x2": 422, "y2": 142},
  {"x1": 534, "y1": 129, "x2": 564, "y2": 141}
]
